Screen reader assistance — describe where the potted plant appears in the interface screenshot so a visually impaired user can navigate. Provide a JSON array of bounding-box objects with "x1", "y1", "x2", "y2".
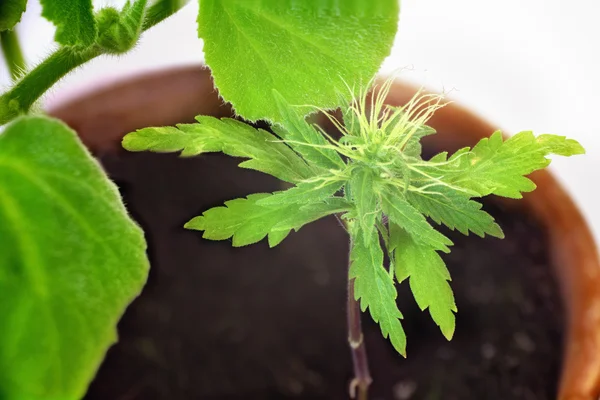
[{"x1": 1, "y1": 1, "x2": 598, "y2": 400}]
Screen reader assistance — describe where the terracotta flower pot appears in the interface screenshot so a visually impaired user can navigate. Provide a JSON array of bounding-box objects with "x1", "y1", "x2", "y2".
[{"x1": 48, "y1": 66, "x2": 600, "y2": 400}]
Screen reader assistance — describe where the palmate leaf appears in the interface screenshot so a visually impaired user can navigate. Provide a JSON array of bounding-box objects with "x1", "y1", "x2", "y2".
[
  {"x1": 123, "y1": 116, "x2": 315, "y2": 183},
  {"x1": 407, "y1": 185, "x2": 504, "y2": 238},
  {"x1": 423, "y1": 131, "x2": 585, "y2": 199},
  {"x1": 390, "y1": 224, "x2": 456, "y2": 340},
  {"x1": 381, "y1": 186, "x2": 453, "y2": 253},
  {"x1": 350, "y1": 225, "x2": 406, "y2": 355},
  {"x1": 40, "y1": 0, "x2": 97, "y2": 46},
  {"x1": 185, "y1": 193, "x2": 350, "y2": 248}
]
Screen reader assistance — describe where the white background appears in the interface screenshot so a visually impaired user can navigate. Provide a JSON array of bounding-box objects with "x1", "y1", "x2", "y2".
[{"x1": 3, "y1": 0, "x2": 599, "y2": 243}]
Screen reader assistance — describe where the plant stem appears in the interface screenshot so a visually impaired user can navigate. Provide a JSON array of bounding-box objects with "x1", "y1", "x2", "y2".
[
  {"x1": 348, "y1": 276, "x2": 372, "y2": 400},
  {"x1": 0, "y1": 46, "x2": 102, "y2": 124},
  {"x1": 0, "y1": 29, "x2": 26, "y2": 82},
  {"x1": 0, "y1": 0, "x2": 189, "y2": 125}
]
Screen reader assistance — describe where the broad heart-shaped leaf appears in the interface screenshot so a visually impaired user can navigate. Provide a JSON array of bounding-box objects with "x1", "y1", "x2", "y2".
[
  {"x1": 0, "y1": 117, "x2": 148, "y2": 399},
  {"x1": 0, "y1": 0, "x2": 27, "y2": 31},
  {"x1": 381, "y1": 186, "x2": 453, "y2": 253},
  {"x1": 123, "y1": 116, "x2": 315, "y2": 184},
  {"x1": 423, "y1": 131, "x2": 585, "y2": 199},
  {"x1": 350, "y1": 225, "x2": 406, "y2": 355},
  {"x1": 406, "y1": 185, "x2": 504, "y2": 238},
  {"x1": 198, "y1": 0, "x2": 399, "y2": 122},
  {"x1": 390, "y1": 224, "x2": 456, "y2": 340},
  {"x1": 185, "y1": 193, "x2": 350, "y2": 248},
  {"x1": 40, "y1": 0, "x2": 97, "y2": 46}
]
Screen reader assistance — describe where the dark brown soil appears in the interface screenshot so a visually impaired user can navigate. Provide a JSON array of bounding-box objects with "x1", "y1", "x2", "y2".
[{"x1": 85, "y1": 142, "x2": 564, "y2": 400}]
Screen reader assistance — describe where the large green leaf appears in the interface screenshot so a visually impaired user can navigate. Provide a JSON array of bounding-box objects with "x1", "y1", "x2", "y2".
[
  {"x1": 0, "y1": 117, "x2": 148, "y2": 399},
  {"x1": 123, "y1": 116, "x2": 314, "y2": 183},
  {"x1": 198, "y1": 0, "x2": 399, "y2": 122},
  {"x1": 40, "y1": 0, "x2": 97, "y2": 46},
  {"x1": 0, "y1": 0, "x2": 27, "y2": 31}
]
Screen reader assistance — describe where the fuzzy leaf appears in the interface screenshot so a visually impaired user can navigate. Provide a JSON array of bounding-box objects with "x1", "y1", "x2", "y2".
[
  {"x1": 40, "y1": 0, "x2": 97, "y2": 46},
  {"x1": 0, "y1": 0, "x2": 27, "y2": 31},
  {"x1": 407, "y1": 185, "x2": 504, "y2": 238},
  {"x1": 185, "y1": 194, "x2": 349, "y2": 247},
  {"x1": 197, "y1": 0, "x2": 399, "y2": 122},
  {"x1": 257, "y1": 178, "x2": 344, "y2": 206},
  {"x1": 427, "y1": 131, "x2": 584, "y2": 199},
  {"x1": 350, "y1": 226, "x2": 406, "y2": 355},
  {"x1": 0, "y1": 117, "x2": 148, "y2": 399},
  {"x1": 381, "y1": 186, "x2": 453, "y2": 253},
  {"x1": 123, "y1": 116, "x2": 314, "y2": 183},
  {"x1": 390, "y1": 224, "x2": 456, "y2": 340}
]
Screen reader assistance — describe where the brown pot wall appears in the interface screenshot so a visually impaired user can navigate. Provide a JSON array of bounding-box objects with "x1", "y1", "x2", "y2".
[{"x1": 48, "y1": 65, "x2": 600, "y2": 400}]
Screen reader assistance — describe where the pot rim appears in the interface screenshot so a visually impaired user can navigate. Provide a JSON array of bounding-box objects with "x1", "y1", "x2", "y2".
[{"x1": 48, "y1": 65, "x2": 600, "y2": 400}]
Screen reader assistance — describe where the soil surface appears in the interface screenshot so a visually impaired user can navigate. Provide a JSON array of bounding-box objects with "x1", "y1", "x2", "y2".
[{"x1": 85, "y1": 142, "x2": 564, "y2": 400}]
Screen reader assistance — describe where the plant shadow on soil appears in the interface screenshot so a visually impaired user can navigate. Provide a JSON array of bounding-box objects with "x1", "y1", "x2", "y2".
[{"x1": 85, "y1": 139, "x2": 563, "y2": 400}]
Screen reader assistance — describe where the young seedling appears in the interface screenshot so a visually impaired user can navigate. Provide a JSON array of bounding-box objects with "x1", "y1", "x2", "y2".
[{"x1": 123, "y1": 77, "x2": 585, "y2": 398}]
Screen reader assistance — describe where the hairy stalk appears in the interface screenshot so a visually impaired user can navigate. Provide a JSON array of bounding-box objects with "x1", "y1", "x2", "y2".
[
  {"x1": 0, "y1": 0, "x2": 189, "y2": 125},
  {"x1": 348, "y1": 273, "x2": 372, "y2": 399},
  {"x1": 0, "y1": 46, "x2": 102, "y2": 124},
  {"x1": 0, "y1": 29, "x2": 26, "y2": 82}
]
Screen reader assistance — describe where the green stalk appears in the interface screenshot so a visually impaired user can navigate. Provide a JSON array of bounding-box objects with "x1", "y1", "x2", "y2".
[
  {"x1": 0, "y1": 29, "x2": 26, "y2": 82},
  {"x1": 0, "y1": 0, "x2": 189, "y2": 125},
  {"x1": 0, "y1": 46, "x2": 101, "y2": 124}
]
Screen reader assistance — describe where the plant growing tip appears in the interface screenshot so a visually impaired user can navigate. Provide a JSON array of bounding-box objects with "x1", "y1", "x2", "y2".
[{"x1": 123, "y1": 76, "x2": 585, "y2": 356}]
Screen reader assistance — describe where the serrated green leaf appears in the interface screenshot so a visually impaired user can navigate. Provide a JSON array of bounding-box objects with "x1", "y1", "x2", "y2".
[
  {"x1": 273, "y1": 197, "x2": 352, "y2": 231},
  {"x1": 381, "y1": 186, "x2": 453, "y2": 253},
  {"x1": 185, "y1": 193, "x2": 349, "y2": 247},
  {"x1": 350, "y1": 226, "x2": 406, "y2": 355},
  {"x1": 536, "y1": 134, "x2": 586, "y2": 156},
  {"x1": 407, "y1": 185, "x2": 504, "y2": 238},
  {"x1": 256, "y1": 178, "x2": 344, "y2": 206},
  {"x1": 267, "y1": 229, "x2": 291, "y2": 248},
  {"x1": 0, "y1": 116, "x2": 148, "y2": 399},
  {"x1": 123, "y1": 116, "x2": 314, "y2": 183},
  {"x1": 272, "y1": 91, "x2": 345, "y2": 170},
  {"x1": 0, "y1": 0, "x2": 27, "y2": 31},
  {"x1": 425, "y1": 131, "x2": 584, "y2": 199},
  {"x1": 349, "y1": 167, "x2": 380, "y2": 246},
  {"x1": 390, "y1": 224, "x2": 456, "y2": 340},
  {"x1": 41, "y1": 0, "x2": 97, "y2": 46},
  {"x1": 198, "y1": 0, "x2": 399, "y2": 122}
]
